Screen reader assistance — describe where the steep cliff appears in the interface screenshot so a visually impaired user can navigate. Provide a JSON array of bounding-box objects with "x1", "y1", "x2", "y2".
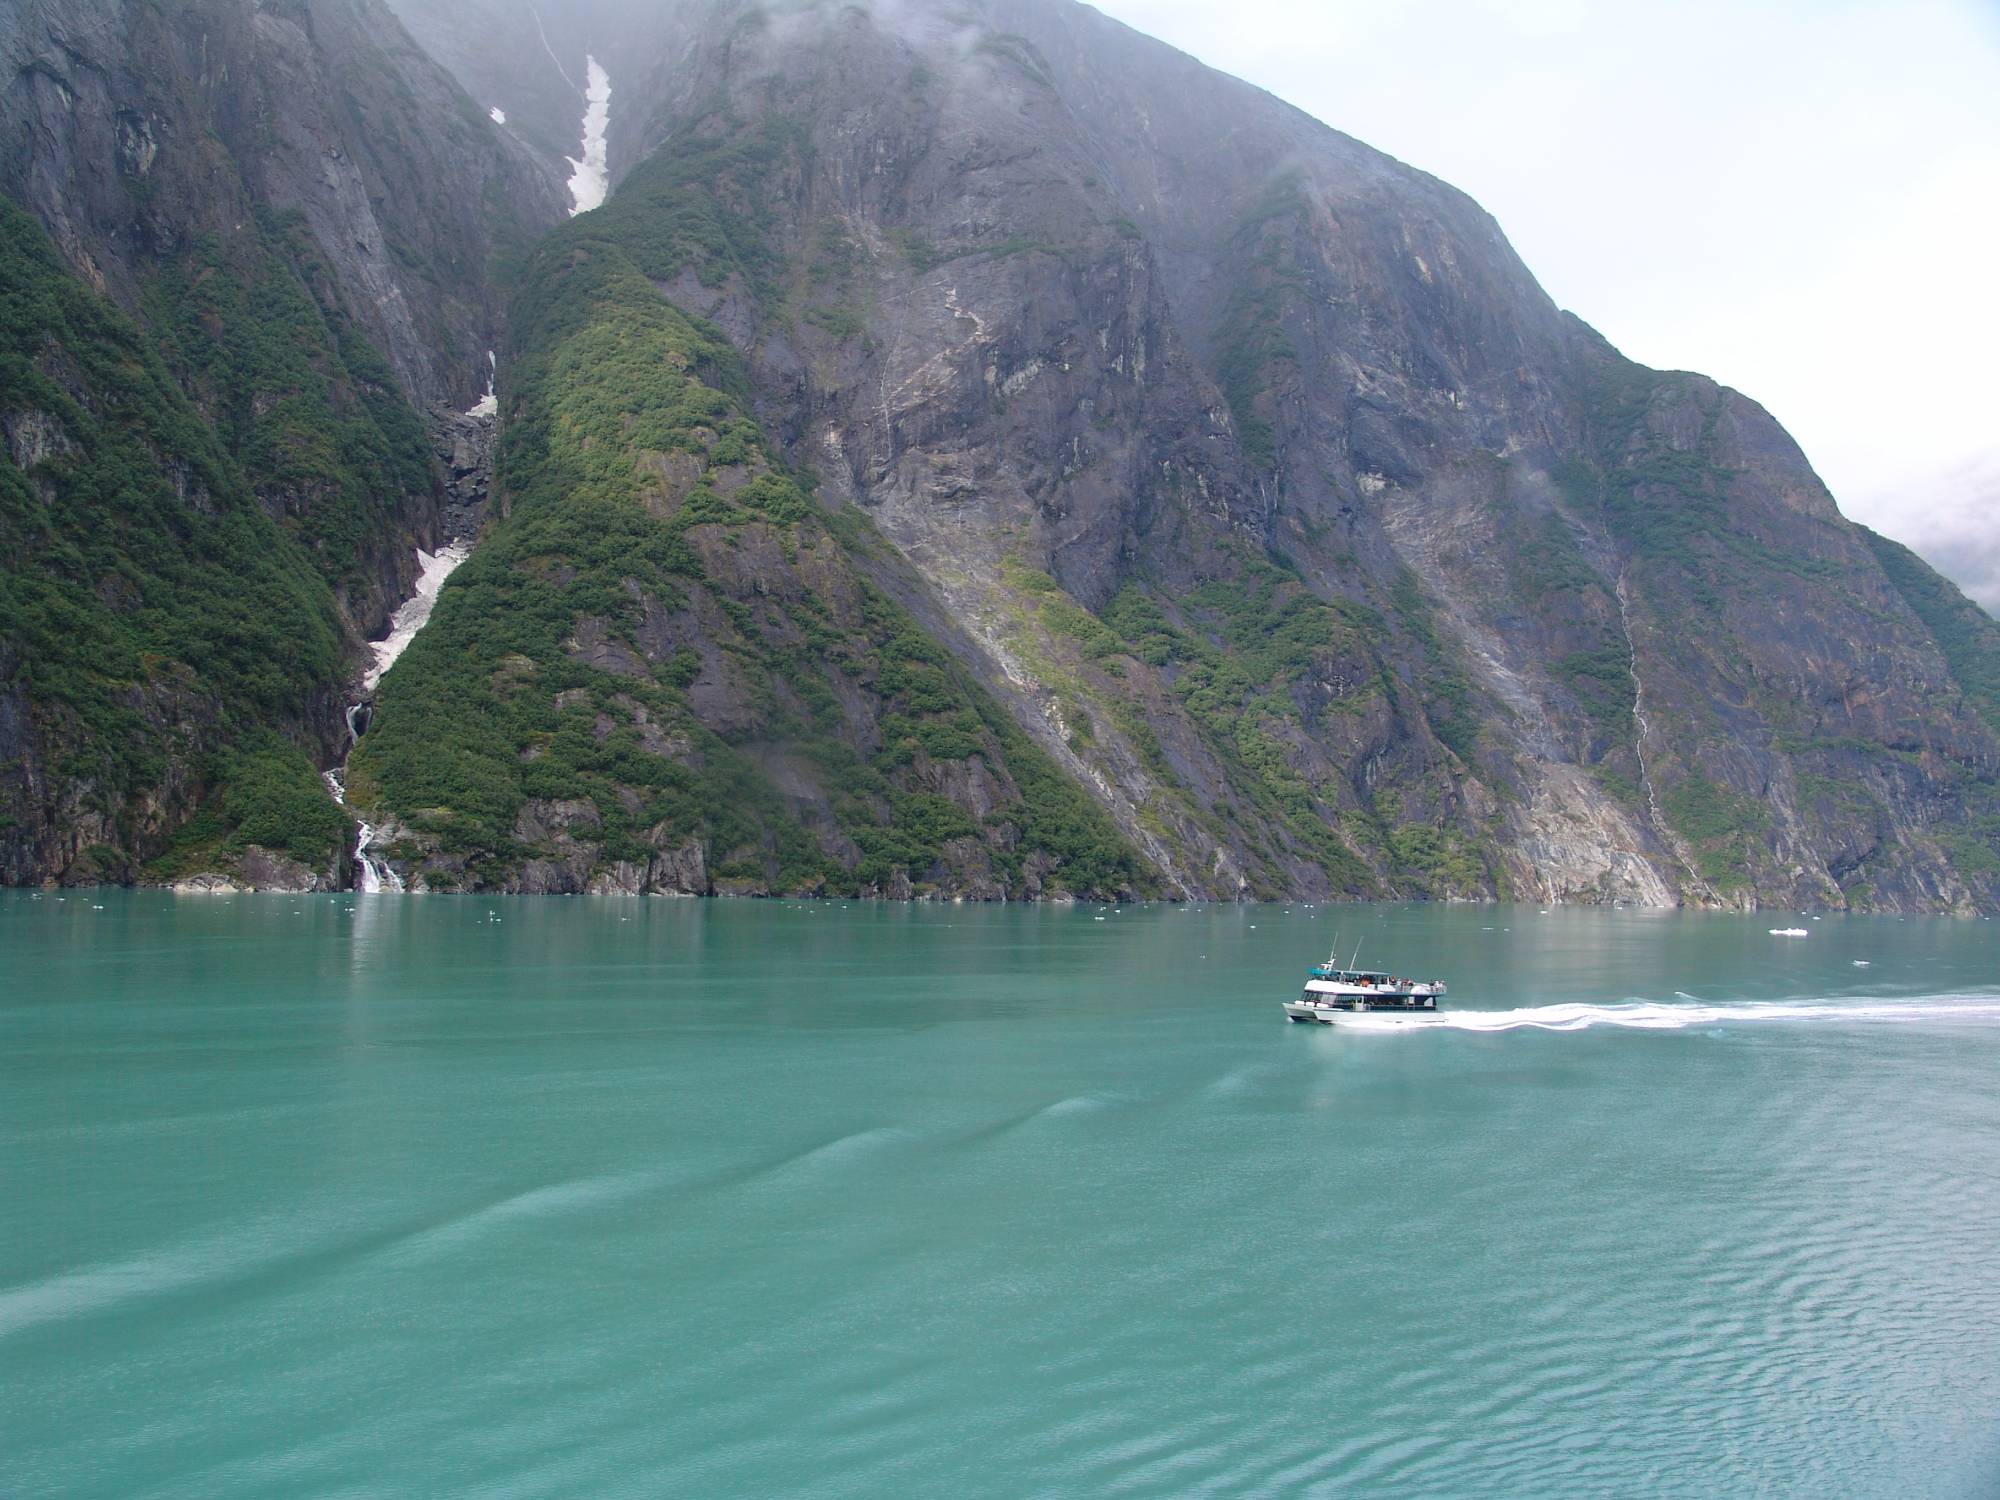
[
  {"x1": 1, "y1": 0, "x2": 562, "y2": 406},
  {"x1": 0, "y1": 0, "x2": 565, "y2": 885},
  {"x1": 354, "y1": 0, "x2": 1999, "y2": 910},
  {"x1": 381, "y1": 0, "x2": 652, "y2": 176},
  {"x1": 7, "y1": 0, "x2": 1997, "y2": 908},
  {"x1": 0, "y1": 196, "x2": 348, "y2": 886},
  {"x1": 345, "y1": 198, "x2": 1145, "y2": 898}
]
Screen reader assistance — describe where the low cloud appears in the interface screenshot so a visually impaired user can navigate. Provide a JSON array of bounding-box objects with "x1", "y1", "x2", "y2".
[{"x1": 1856, "y1": 451, "x2": 2000, "y2": 615}]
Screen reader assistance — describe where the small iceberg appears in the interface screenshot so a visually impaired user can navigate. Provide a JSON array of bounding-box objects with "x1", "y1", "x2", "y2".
[
  {"x1": 1769, "y1": 927, "x2": 1809, "y2": 938},
  {"x1": 1852, "y1": 959, "x2": 1871, "y2": 967}
]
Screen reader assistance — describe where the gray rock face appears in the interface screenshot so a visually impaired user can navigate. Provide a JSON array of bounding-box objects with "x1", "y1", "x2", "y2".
[
  {"x1": 0, "y1": 0, "x2": 563, "y2": 890},
  {"x1": 7, "y1": 0, "x2": 1997, "y2": 908},
  {"x1": 380, "y1": 0, "x2": 656, "y2": 176},
  {"x1": 381, "y1": 0, "x2": 1999, "y2": 911},
  {"x1": 429, "y1": 404, "x2": 497, "y2": 540},
  {"x1": 0, "y1": 0, "x2": 564, "y2": 407},
  {"x1": 233, "y1": 846, "x2": 342, "y2": 893}
]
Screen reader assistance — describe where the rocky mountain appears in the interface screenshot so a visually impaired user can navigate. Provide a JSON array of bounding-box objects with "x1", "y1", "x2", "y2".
[
  {"x1": 0, "y1": 0, "x2": 562, "y2": 885},
  {"x1": 5, "y1": 0, "x2": 1998, "y2": 909}
]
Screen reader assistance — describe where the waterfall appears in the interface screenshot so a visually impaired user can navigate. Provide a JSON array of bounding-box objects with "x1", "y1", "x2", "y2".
[
  {"x1": 352, "y1": 820, "x2": 405, "y2": 895},
  {"x1": 467, "y1": 350, "x2": 497, "y2": 419},
  {"x1": 320, "y1": 532, "x2": 477, "y2": 893},
  {"x1": 323, "y1": 769, "x2": 405, "y2": 894}
]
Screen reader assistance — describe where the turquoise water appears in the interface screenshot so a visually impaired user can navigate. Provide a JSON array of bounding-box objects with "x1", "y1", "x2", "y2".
[{"x1": 5, "y1": 892, "x2": 1999, "y2": 1498}]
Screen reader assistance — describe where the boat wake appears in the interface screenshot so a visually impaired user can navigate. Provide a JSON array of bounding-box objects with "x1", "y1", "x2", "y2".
[{"x1": 1336, "y1": 996, "x2": 2000, "y2": 1034}]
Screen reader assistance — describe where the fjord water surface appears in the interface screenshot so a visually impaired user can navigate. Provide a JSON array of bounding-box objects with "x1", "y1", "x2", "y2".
[{"x1": 5, "y1": 893, "x2": 1998, "y2": 1498}]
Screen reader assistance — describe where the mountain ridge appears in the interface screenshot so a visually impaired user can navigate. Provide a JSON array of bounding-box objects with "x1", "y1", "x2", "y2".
[
  {"x1": 4, "y1": 0, "x2": 1997, "y2": 910},
  {"x1": 0, "y1": 0, "x2": 560, "y2": 886}
]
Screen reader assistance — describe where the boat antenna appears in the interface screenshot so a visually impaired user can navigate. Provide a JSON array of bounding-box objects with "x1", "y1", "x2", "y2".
[
  {"x1": 1349, "y1": 938, "x2": 1363, "y2": 971},
  {"x1": 1326, "y1": 932, "x2": 1340, "y2": 966}
]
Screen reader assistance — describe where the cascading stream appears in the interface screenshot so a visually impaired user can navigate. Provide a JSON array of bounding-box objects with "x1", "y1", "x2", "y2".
[
  {"x1": 1616, "y1": 570, "x2": 1708, "y2": 897},
  {"x1": 321, "y1": 772, "x2": 403, "y2": 894},
  {"x1": 321, "y1": 370, "x2": 492, "y2": 891},
  {"x1": 324, "y1": 543, "x2": 468, "y2": 891},
  {"x1": 467, "y1": 351, "x2": 497, "y2": 419}
]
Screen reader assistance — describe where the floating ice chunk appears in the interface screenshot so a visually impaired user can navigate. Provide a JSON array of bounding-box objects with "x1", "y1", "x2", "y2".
[{"x1": 489, "y1": 106, "x2": 507, "y2": 125}]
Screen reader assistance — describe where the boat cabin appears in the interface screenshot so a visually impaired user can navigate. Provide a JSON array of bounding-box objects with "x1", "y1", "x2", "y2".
[{"x1": 1308, "y1": 967, "x2": 1412, "y2": 988}]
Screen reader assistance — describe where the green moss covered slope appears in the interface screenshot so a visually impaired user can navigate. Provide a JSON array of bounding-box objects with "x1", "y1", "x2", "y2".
[
  {"x1": 0, "y1": 198, "x2": 349, "y2": 884},
  {"x1": 351, "y1": 195, "x2": 1147, "y2": 898}
]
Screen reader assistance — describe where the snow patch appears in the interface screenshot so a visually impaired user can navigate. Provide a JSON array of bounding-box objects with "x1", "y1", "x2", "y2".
[
  {"x1": 566, "y1": 58, "x2": 611, "y2": 216},
  {"x1": 365, "y1": 542, "x2": 471, "y2": 691},
  {"x1": 489, "y1": 106, "x2": 507, "y2": 125},
  {"x1": 466, "y1": 350, "x2": 497, "y2": 418},
  {"x1": 999, "y1": 358, "x2": 1044, "y2": 397}
]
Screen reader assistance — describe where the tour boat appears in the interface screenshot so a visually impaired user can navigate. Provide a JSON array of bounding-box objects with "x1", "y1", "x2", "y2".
[{"x1": 1284, "y1": 946, "x2": 1446, "y2": 1025}]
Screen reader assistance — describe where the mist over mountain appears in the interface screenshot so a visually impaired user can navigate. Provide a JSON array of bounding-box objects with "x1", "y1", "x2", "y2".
[
  {"x1": 4, "y1": 0, "x2": 1997, "y2": 910},
  {"x1": 1885, "y1": 456, "x2": 2000, "y2": 617}
]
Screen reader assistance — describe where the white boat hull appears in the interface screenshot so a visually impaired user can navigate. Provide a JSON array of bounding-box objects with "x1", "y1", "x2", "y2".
[
  {"x1": 1284, "y1": 1002, "x2": 1443, "y2": 1026},
  {"x1": 1287, "y1": 959, "x2": 1447, "y2": 1025}
]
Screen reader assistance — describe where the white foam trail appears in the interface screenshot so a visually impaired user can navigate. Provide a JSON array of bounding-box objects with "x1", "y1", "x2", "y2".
[
  {"x1": 566, "y1": 57, "x2": 611, "y2": 215},
  {"x1": 365, "y1": 542, "x2": 470, "y2": 691},
  {"x1": 1337, "y1": 998, "x2": 2000, "y2": 1034}
]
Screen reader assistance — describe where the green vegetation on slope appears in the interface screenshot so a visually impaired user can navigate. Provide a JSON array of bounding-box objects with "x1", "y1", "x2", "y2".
[
  {"x1": 1863, "y1": 529, "x2": 2000, "y2": 736},
  {"x1": 1494, "y1": 501, "x2": 1640, "y2": 783},
  {"x1": 1211, "y1": 179, "x2": 1306, "y2": 470},
  {"x1": 992, "y1": 525, "x2": 1504, "y2": 899},
  {"x1": 144, "y1": 740, "x2": 353, "y2": 880},
  {"x1": 579, "y1": 117, "x2": 798, "y2": 302},
  {"x1": 140, "y1": 208, "x2": 434, "y2": 596},
  {"x1": 1662, "y1": 772, "x2": 1769, "y2": 893},
  {"x1": 0, "y1": 196, "x2": 347, "y2": 874},
  {"x1": 352, "y1": 164, "x2": 1145, "y2": 898},
  {"x1": 1096, "y1": 555, "x2": 1486, "y2": 897},
  {"x1": 1385, "y1": 569, "x2": 1479, "y2": 762}
]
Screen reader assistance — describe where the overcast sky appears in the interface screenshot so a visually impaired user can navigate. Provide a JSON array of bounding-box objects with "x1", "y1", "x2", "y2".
[{"x1": 1092, "y1": 0, "x2": 2000, "y2": 580}]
